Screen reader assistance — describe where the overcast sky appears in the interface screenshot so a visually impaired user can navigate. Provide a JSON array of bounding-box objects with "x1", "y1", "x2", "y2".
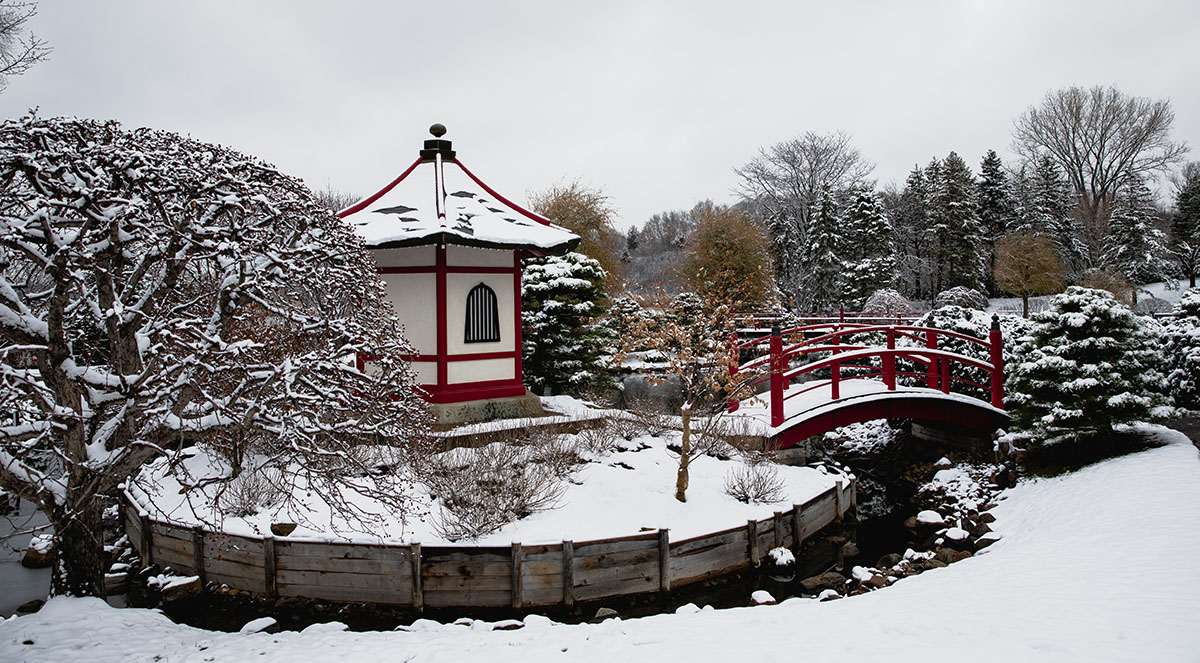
[{"x1": 3, "y1": 1, "x2": 1198, "y2": 230}]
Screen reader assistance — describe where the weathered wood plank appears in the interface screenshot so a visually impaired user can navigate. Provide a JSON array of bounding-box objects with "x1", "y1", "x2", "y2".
[
  {"x1": 658, "y1": 529, "x2": 670, "y2": 593},
  {"x1": 151, "y1": 533, "x2": 194, "y2": 557},
  {"x1": 575, "y1": 563, "x2": 658, "y2": 601},
  {"x1": 192, "y1": 528, "x2": 206, "y2": 585},
  {"x1": 574, "y1": 535, "x2": 659, "y2": 558},
  {"x1": 511, "y1": 543, "x2": 523, "y2": 609},
  {"x1": 262, "y1": 536, "x2": 277, "y2": 597},
  {"x1": 670, "y1": 527, "x2": 744, "y2": 556},
  {"x1": 204, "y1": 556, "x2": 264, "y2": 582},
  {"x1": 277, "y1": 583, "x2": 408, "y2": 605},
  {"x1": 747, "y1": 520, "x2": 758, "y2": 563},
  {"x1": 150, "y1": 547, "x2": 195, "y2": 575},
  {"x1": 275, "y1": 555, "x2": 410, "y2": 574},
  {"x1": 423, "y1": 574, "x2": 512, "y2": 592},
  {"x1": 420, "y1": 547, "x2": 511, "y2": 562},
  {"x1": 574, "y1": 546, "x2": 659, "y2": 572},
  {"x1": 521, "y1": 586, "x2": 563, "y2": 607},
  {"x1": 574, "y1": 530, "x2": 659, "y2": 548},
  {"x1": 276, "y1": 541, "x2": 404, "y2": 560},
  {"x1": 410, "y1": 542, "x2": 422, "y2": 610},
  {"x1": 422, "y1": 589, "x2": 511, "y2": 608},
  {"x1": 420, "y1": 561, "x2": 514, "y2": 577},
  {"x1": 563, "y1": 540, "x2": 574, "y2": 607},
  {"x1": 275, "y1": 569, "x2": 412, "y2": 592}
]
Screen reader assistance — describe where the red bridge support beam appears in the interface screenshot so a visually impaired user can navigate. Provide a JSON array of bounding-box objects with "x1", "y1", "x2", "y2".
[
  {"x1": 770, "y1": 323, "x2": 783, "y2": 427},
  {"x1": 926, "y1": 330, "x2": 938, "y2": 390},
  {"x1": 727, "y1": 331, "x2": 739, "y2": 413},
  {"x1": 883, "y1": 327, "x2": 896, "y2": 390}
]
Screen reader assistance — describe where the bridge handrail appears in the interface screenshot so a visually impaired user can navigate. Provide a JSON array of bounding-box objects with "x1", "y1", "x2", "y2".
[{"x1": 728, "y1": 314, "x2": 1005, "y2": 426}]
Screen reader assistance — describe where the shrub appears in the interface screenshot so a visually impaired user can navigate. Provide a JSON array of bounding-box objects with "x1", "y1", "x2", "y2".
[
  {"x1": 933, "y1": 286, "x2": 989, "y2": 311},
  {"x1": 723, "y1": 456, "x2": 786, "y2": 504},
  {"x1": 217, "y1": 466, "x2": 284, "y2": 518},
  {"x1": 862, "y1": 288, "x2": 913, "y2": 314},
  {"x1": 1163, "y1": 289, "x2": 1200, "y2": 408}
]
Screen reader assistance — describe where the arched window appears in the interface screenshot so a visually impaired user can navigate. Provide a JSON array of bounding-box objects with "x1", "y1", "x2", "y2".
[{"x1": 464, "y1": 283, "x2": 500, "y2": 343}]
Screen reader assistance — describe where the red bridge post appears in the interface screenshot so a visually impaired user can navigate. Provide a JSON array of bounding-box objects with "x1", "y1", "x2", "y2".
[
  {"x1": 989, "y1": 314, "x2": 1005, "y2": 409},
  {"x1": 884, "y1": 327, "x2": 896, "y2": 390},
  {"x1": 830, "y1": 331, "x2": 841, "y2": 400},
  {"x1": 770, "y1": 323, "x2": 783, "y2": 427},
  {"x1": 727, "y1": 331, "x2": 739, "y2": 413},
  {"x1": 926, "y1": 330, "x2": 938, "y2": 390}
]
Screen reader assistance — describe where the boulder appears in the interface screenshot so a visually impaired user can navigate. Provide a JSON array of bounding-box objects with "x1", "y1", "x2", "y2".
[
  {"x1": 876, "y1": 553, "x2": 902, "y2": 570},
  {"x1": 270, "y1": 523, "x2": 297, "y2": 537},
  {"x1": 800, "y1": 571, "x2": 847, "y2": 594},
  {"x1": 977, "y1": 512, "x2": 997, "y2": 524},
  {"x1": 160, "y1": 575, "x2": 202, "y2": 603},
  {"x1": 591, "y1": 607, "x2": 619, "y2": 623},
  {"x1": 21, "y1": 536, "x2": 55, "y2": 569},
  {"x1": 935, "y1": 548, "x2": 973, "y2": 565},
  {"x1": 15, "y1": 599, "x2": 44, "y2": 614},
  {"x1": 750, "y1": 590, "x2": 777, "y2": 605}
]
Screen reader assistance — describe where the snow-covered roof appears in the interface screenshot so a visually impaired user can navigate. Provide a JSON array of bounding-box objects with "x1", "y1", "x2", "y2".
[{"x1": 338, "y1": 129, "x2": 580, "y2": 255}]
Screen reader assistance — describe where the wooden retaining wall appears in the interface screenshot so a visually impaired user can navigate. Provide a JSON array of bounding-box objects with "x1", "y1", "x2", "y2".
[{"x1": 123, "y1": 478, "x2": 855, "y2": 609}]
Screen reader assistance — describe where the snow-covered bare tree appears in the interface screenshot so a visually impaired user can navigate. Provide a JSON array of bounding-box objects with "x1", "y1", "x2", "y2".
[
  {"x1": 0, "y1": 1, "x2": 49, "y2": 91},
  {"x1": 736, "y1": 131, "x2": 874, "y2": 304},
  {"x1": 1012, "y1": 85, "x2": 1189, "y2": 260},
  {"x1": 0, "y1": 116, "x2": 430, "y2": 597}
]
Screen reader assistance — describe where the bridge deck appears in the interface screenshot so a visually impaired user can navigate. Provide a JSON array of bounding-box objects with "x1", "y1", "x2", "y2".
[{"x1": 730, "y1": 378, "x2": 1009, "y2": 444}]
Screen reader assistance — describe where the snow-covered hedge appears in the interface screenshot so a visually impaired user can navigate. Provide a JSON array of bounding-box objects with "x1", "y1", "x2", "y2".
[{"x1": 933, "y1": 286, "x2": 988, "y2": 311}]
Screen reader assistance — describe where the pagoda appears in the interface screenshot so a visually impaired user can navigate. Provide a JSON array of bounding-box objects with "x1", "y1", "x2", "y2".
[{"x1": 339, "y1": 124, "x2": 579, "y2": 424}]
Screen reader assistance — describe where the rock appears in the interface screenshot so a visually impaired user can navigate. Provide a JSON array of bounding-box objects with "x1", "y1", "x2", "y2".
[
  {"x1": 876, "y1": 553, "x2": 902, "y2": 569},
  {"x1": 975, "y1": 532, "x2": 1003, "y2": 550},
  {"x1": 104, "y1": 572, "x2": 128, "y2": 596},
  {"x1": 970, "y1": 522, "x2": 993, "y2": 539},
  {"x1": 21, "y1": 535, "x2": 55, "y2": 569},
  {"x1": 839, "y1": 541, "x2": 860, "y2": 559},
  {"x1": 863, "y1": 573, "x2": 889, "y2": 589},
  {"x1": 270, "y1": 523, "x2": 297, "y2": 537},
  {"x1": 977, "y1": 512, "x2": 997, "y2": 524},
  {"x1": 934, "y1": 456, "x2": 953, "y2": 468},
  {"x1": 15, "y1": 599, "x2": 44, "y2": 614},
  {"x1": 493, "y1": 619, "x2": 524, "y2": 631},
  {"x1": 239, "y1": 617, "x2": 279, "y2": 634},
  {"x1": 800, "y1": 571, "x2": 847, "y2": 594},
  {"x1": 924, "y1": 558, "x2": 948, "y2": 569},
  {"x1": 674, "y1": 603, "x2": 701, "y2": 615},
  {"x1": 817, "y1": 589, "x2": 841, "y2": 601},
  {"x1": 591, "y1": 607, "x2": 619, "y2": 623},
  {"x1": 750, "y1": 590, "x2": 777, "y2": 605},
  {"x1": 903, "y1": 516, "x2": 918, "y2": 530},
  {"x1": 764, "y1": 546, "x2": 796, "y2": 580},
  {"x1": 160, "y1": 575, "x2": 202, "y2": 603},
  {"x1": 916, "y1": 510, "x2": 945, "y2": 526},
  {"x1": 935, "y1": 548, "x2": 973, "y2": 565}
]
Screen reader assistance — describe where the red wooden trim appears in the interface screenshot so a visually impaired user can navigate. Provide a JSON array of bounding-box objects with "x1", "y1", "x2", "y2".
[
  {"x1": 423, "y1": 380, "x2": 527, "y2": 404},
  {"x1": 338, "y1": 157, "x2": 424, "y2": 218},
  {"x1": 436, "y1": 245, "x2": 448, "y2": 388},
  {"x1": 453, "y1": 158, "x2": 555, "y2": 227},
  {"x1": 513, "y1": 259, "x2": 524, "y2": 384},
  {"x1": 378, "y1": 265, "x2": 519, "y2": 275},
  {"x1": 400, "y1": 350, "x2": 519, "y2": 362}
]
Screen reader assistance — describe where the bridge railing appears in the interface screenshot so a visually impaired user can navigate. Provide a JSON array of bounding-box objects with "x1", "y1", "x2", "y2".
[{"x1": 729, "y1": 317, "x2": 1005, "y2": 427}]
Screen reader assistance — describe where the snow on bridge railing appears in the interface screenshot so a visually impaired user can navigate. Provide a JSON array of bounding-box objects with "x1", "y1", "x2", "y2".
[{"x1": 727, "y1": 317, "x2": 1005, "y2": 427}]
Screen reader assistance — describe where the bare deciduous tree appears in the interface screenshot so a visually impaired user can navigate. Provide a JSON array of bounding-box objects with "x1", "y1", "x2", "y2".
[
  {"x1": 529, "y1": 180, "x2": 624, "y2": 288},
  {"x1": 312, "y1": 184, "x2": 361, "y2": 213},
  {"x1": 0, "y1": 1, "x2": 49, "y2": 91},
  {"x1": 1012, "y1": 86, "x2": 1189, "y2": 259}
]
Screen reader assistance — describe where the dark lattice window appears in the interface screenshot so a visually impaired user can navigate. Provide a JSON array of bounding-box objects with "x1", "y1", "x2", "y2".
[{"x1": 464, "y1": 283, "x2": 500, "y2": 343}]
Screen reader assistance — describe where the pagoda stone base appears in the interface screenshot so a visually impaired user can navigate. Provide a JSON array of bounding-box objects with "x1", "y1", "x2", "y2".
[{"x1": 428, "y1": 391, "x2": 546, "y2": 426}]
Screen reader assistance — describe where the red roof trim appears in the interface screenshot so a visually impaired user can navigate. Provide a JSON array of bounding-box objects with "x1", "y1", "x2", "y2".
[
  {"x1": 337, "y1": 156, "x2": 425, "y2": 218},
  {"x1": 452, "y1": 158, "x2": 555, "y2": 226}
]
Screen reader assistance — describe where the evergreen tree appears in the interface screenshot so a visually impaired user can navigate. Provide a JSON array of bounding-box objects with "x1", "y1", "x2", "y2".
[
  {"x1": 840, "y1": 187, "x2": 895, "y2": 307},
  {"x1": 522, "y1": 252, "x2": 613, "y2": 396},
  {"x1": 1172, "y1": 166, "x2": 1200, "y2": 287},
  {"x1": 1032, "y1": 156, "x2": 1088, "y2": 275},
  {"x1": 890, "y1": 166, "x2": 933, "y2": 300},
  {"x1": 1008, "y1": 287, "x2": 1174, "y2": 445},
  {"x1": 977, "y1": 150, "x2": 1018, "y2": 294},
  {"x1": 805, "y1": 185, "x2": 843, "y2": 310},
  {"x1": 1101, "y1": 178, "x2": 1175, "y2": 304},
  {"x1": 927, "y1": 152, "x2": 985, "y2": 298},
  {"x1": 1163, "y1": 289, "x2": 1200, "y2": 408}
]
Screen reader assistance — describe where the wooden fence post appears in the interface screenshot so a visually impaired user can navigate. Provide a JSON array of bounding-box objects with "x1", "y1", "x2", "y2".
[
  {"x1": 835, "y1": 480, "x2": 845, "y2": 521},
  {"x1": 791, "y1": 504, "x2": 804, "y2": 551},
  {"x1": 140, "y1": 513, "x2": 152, "y2": 566},
  {"x1": 562, "y1": 540, "x2": 575, "y2": 607},
  {"x1": 770, "y1": 323, "x2": 784, "y2": 427},
  {"x1": 658, "y1": 529, "x2": 670, "y2": 593},
  {"x1": 773, "y1": 512, "x2": 783, "y2": 549},
  {"x1": 192, "y1": 526, "x2": 205, "y2": 585},
  {"x1": 511, "y1": 542, "x2": 524, "y2": 609},
  {"x1": 747, "y1": 519, "x2": 759, "y2": 565},
  {"x1": 410, "y1": 543, "x2": 423, "y2": 610},
  {"x1": 262, "y1": 535, "x2": 277, "y2": 597}
]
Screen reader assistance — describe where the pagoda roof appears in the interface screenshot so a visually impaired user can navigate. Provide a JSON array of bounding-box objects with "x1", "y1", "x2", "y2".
[{"x1": 338, "y1": 128, "x2": 580, "y2": 256}]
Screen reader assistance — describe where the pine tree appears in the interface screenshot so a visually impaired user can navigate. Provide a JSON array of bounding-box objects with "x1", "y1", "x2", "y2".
[
  {"x1": 977, "y1": 150, "x2": 1018, "y2": 294},
  {"x1": 840, "y1": 187, "x2": 895, "y2": 307},
  {"x1": 1032, "y1": 156, "x2": 1087, "y2": 275},
  {"x1": 891, "y1": 166, "x2": 933, "y2": 300},
  {"x1": 1173, "y1": 168, "x2": 1200, "y2": 287},
  {"x1": 927, "y1": 152, "x2": 985, "y2": 298},
  {"x1": 1008, "y1": 287, "x2": 1174, "y2": 445},
  {"x1": 805, "y1": 185, "x2": 843, "y2": 310},
  {"x1": 1101, "y1": 178, "x2": 1175, "y2": 304},
  {"x1": 1163, "y1": 289, "x2": 1200, "y2": 408},
  {"x1": 521, "y1": 252, "x2": 613, "y2": 396}
]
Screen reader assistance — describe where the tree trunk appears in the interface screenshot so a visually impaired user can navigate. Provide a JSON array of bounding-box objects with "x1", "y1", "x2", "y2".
[
  {"x1": 1022, "y1": 293, "x2": 1030, "y2": 318},
  {"x1": 50, "y1": 496, "x2": 105, "y2": 597},
  {"x1": 675, "y1": 405, "x2": 691, "y2": 503}
]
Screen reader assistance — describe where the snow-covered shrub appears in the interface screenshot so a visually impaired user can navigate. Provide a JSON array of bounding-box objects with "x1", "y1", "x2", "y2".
[
  {"x1": 1163, "y1": 289, "x2": 1200, "y2": 408},
  {"x1": 1134, "y1": 297, "x2": 1172, "y2": 316},
  {"x1": 862, "y1": 288, "x2": 913, "y2": 314},
  {"x1": 576, "y1": 420, "x2": 620, "y2": 456},
  {"x1": 1007, "y1": 287, "x2": 1175, "y2": 445},
  {"x1": 218, "y1": 466, "x2": 284, "y2": 518},
  {"x1": 427, "y1": 442, "x2": 567, "y2": 541},
  {"x1": 933, "y1": 286, "x2": 988, "y2": 311},
  {"x1": 723, "y1": 456, "x2": 786, "y2": 504}
]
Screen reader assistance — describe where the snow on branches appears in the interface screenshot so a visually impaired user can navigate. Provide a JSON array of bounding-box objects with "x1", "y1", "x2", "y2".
[{"x1": 0, "y1": 115, "x2": 429, "y2": 595}]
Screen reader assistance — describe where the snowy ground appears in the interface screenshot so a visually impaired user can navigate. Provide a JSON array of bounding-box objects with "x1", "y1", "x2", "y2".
[
  {"x1": 4, "y1": 425, "x2": 1197, "y2": 661},
  {"x1": 129, "y1": 415, "x2": 843, "y2": 546},
  {"x1": 987, "y1": 279, "x2": 1190, "y2": 315}
]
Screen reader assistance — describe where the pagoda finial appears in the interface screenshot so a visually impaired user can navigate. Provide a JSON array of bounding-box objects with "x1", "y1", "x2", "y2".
[{"x1": 429, "y1": 123, "x2": 447, "y2": 138}]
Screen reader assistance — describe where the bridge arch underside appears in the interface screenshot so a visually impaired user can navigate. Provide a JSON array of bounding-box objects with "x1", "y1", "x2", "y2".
[{"x1": 769, "y1": 394, "x2": 1010, "y2": 450}]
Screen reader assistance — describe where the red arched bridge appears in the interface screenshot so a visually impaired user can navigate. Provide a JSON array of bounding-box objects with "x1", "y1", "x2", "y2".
[{"x1": 726, "y1": 317, "x2": 1009, "y2": 449}]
